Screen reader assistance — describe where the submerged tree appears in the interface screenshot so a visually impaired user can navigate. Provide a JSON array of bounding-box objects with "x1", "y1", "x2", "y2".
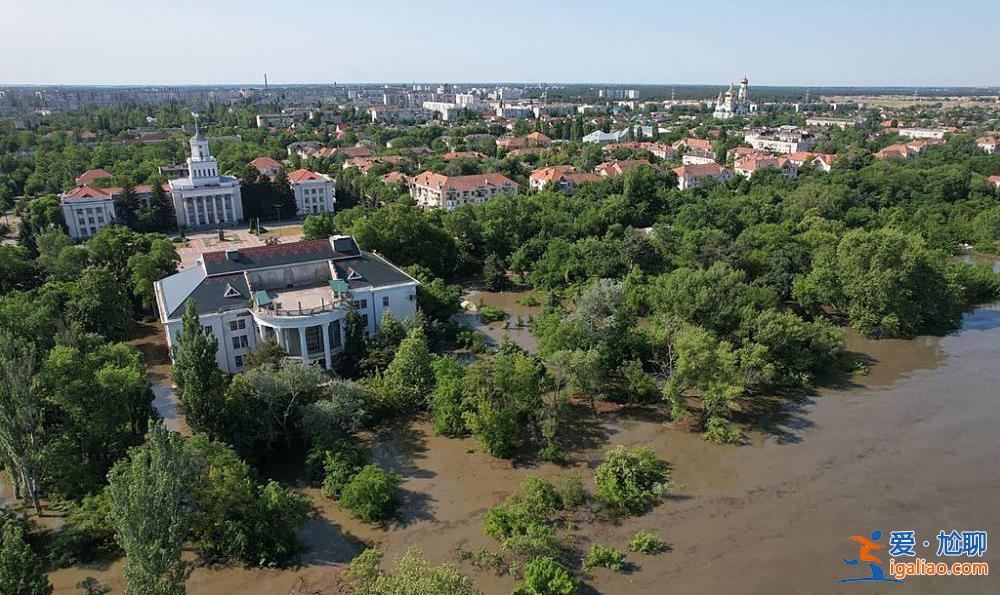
[
  {"x1": 107, "y1": 424, "x2": 191, "y2": 595},
  {"x1": 171, "y1": 300, "x2": 225, "y2": 436},
  {"x1": 0, "y1": 333, "x2": 44, "y2": 516}
]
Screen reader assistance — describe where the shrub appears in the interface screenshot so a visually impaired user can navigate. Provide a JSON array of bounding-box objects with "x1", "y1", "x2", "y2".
[
  {"x1": 340, "y1": 464, "x2": 401, "y2": 523},
  {"x1": 514, "y1": 556, "x2": 577, "y2": 595},
  {"x1": 594, "y1": 446, "x2": 668, "y2": 514},
  {"x1": 347, "y1": 547, "x2": 479, "y2": 595},
  {"x1": 49, "y1": 490, "x2": 119, "y2": 566},
  {"x1": 520, "y1": 477, "x2": 563, "y2": 516},
  {"x1": 322, "y1": 442, "x2": 370, "y2": 498},
  {"x1": 518, "y1": 294, "x2": 541, "y2": 307},
  {"x1": 583, "y1": 544, "x2": 626, "y2": 572},
  {"x1": 555, "y1": 474, "x2": 586, "y2": 509},
  {"x1": 457, "y1": 547, "x2": 506, "y2": 572},
  {"x1": 483, "y1": 494, "x2": 562, "y2": 559},
  {"x1": 429, "y1": 356, "x2": 468, "y2": 437},
  {"x1": 627, "y1": 531, "x2": 666, "y2": 554},
  {"x1": 246, "y1": 481, "x2": 312, "y2": 567},
  {"x1": 478, "y1": 305, "x2": 508, "y2": 323},
  {"x1": 703, "y1": 415, "x2": 743, "y2": 444}
]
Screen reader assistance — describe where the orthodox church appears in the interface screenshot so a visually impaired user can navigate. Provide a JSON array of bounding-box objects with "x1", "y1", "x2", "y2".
[{"x1": 713, "y1": 76, "x2": 752, "y2": 120}]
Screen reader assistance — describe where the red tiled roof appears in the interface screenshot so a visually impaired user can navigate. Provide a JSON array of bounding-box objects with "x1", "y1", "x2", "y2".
[
  {"x1": 442, "y1": 151, "x2": 486, "y2": 160},
  {"x1": 411, "y1": 171, "x2": 518, "y2": 192},
  {"x1": 674, "y1": 138, "x2": 713, "y2": 152},
  {"x1": 530, "y1": 165, "x2": 577, "y2": 182},
  {"x1": 75, "y1": 168, "x2": 113, "y2": 186},
  {"x1": 63, "y1": 185, "x2": 115, "y2": 200},
  {"x1": 288, "y1": 168, "x2": 328, "y2": 183},
  {"x1": 595, "y1": 159, "x2": 651, "y2": 177},
  {"x1": 563, "y1": 172, "x2": 601, "y2": 184},
  {"x1": 249, "y1": 156, "x2": 282, "y2": 171},
  {"x1": 989, "y1": 175, "x2": 1000, "y2": 186},
  {"x1": 673, "y1": 163, "x2": 727, "y2": 178},
  {"x1": 381, "y1": 171, "x2": 408, "y2": 184}
]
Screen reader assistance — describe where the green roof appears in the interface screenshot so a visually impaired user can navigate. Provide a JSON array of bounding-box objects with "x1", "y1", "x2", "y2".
[
  {"x1": 253, "y1": 290, "x2": 272, "y2": 306},
  {"x1": 328, "y1": 279, "x2": 349, "y2": 293}
]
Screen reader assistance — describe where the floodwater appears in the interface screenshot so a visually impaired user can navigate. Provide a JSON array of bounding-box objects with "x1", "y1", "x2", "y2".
[
  {"x1": 130, "y1": 321, "x2": 190, "y2": 435},
  {"x1": 48, "y1": 305, "x2": 1000, "y2": 594},
  {"x1": 456, "y1": 288, "x2": 543, "y2": 353}
]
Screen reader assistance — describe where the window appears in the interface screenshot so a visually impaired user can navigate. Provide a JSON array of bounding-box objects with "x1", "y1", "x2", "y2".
[
  {"x1": 305, "y1": 325, "x2": 323, "y2": 354},
  {"x1": 382, "y1": 296, "x2": 390, "y2": 308},
  {"x1": 234, "y1": 354, "x2": 244, "y2": 368},
  {"x1": 203, "y1": 325, "x2": 213, "y2": 335},
  {"x1": 232, "y1": 336, "x2": 241, "y2": 350},
  {"x1": 329, "y1": 319, "x2": 342, "y2": 348}
]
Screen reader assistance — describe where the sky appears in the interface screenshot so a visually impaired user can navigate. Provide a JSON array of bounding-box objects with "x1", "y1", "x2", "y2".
[{"x1": 2, "y1": 0, "x2": 998, "y2": 87}]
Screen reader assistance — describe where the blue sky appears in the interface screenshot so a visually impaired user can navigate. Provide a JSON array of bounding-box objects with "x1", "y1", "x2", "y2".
[{"x1": 1, "y1": 0, "x2": 997, "y2": 86}]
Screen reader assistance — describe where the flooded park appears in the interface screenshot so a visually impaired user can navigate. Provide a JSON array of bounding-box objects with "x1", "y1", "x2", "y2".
[{"x1": 43, "y1": 296, "x2": 1000, "y2": 594}]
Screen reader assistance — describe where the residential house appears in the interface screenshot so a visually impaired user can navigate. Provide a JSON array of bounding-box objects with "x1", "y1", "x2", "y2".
[
  {"x1": 409, "y1": 171, "x2": 519, "y2": 211},
  {"x1": 672, "y1": 163, "x2": 731, "y2": 190},
  {"x1": 976, "y1": 136, "x2": 999, "y2": 154},
  {"x1": 249, "y1": 156, "x2": 282, "y2": 177},
  {"x1": 529, "y1": 165, "x2": 600, "y2": 194},
  {"x1": 744, "y1": 126, "x2": 815, "y2": 154},
  {"x1": 734, "y1": 156, "x2": 798, "y2": 179},
  {"x1": 594, "y1": 159, "x2": 652, "y2": 178}
]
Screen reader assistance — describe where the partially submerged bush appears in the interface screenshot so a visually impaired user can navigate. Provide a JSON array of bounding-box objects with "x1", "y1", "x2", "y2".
[
  {"x1": 594, "y1": 446, "x2": 668, "y2": 514},
  {"x1": 340, "y1": 463, "x2": 401, "y2": 523},
  {"x1": 583, "y1": 544, "x2": 626, "y2": 572},
  {"x1": 627, "y1": 531, "x2": 666, "y2": 554},
  {"x1": 514, "y1": 555, "x2": 577, "y2": 595}
]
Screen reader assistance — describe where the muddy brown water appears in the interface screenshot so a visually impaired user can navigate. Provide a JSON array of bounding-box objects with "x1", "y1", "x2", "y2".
[{"x1": 48, "y1": 305, "x2": 1000, "y2": 594}]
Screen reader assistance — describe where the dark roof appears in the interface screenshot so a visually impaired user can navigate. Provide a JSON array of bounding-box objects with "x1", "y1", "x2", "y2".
[
  {"x1": 169, "y1": 273, "x2": 249, "y2": 318},
  {"x1": 331, "y1": 252, "x2": 414, "y2": 290},
  {"x1": 202, "y1": 237, "x2": 360, "y2": 275},
  {"x1": 164, "y1": 237, "x2": 415, "y2": 319}
]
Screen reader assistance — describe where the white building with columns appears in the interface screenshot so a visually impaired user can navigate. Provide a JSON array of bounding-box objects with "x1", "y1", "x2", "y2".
[
  {"x1": 154, "y1": 235, "x2": 418, "y2": 374},
  {"x1": 288, "y1": 168, "x2": 336, "y2": 215},
  {"x1": 168, "y1": 126, "x2": 244, "y2": 229}
]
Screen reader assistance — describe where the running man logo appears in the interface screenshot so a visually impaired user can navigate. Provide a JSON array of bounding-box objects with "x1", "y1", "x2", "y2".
[{"x1": 837, "y1": 531, "x2": 903, "y2": 584}]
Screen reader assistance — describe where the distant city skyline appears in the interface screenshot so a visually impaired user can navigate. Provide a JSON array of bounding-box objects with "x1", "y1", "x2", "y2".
[{"x1": 2, "y1": 0, "x2": 998, "y2": 87}]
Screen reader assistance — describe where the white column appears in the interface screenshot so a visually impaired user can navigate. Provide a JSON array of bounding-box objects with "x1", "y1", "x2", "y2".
[
  {"x1": 211, "y1": 196, "x2": 219, "y2": 224},
  {"x1": 322, "y1": 322, "x2": 332, "y2": 370},
  {"x1": 298, "y1": 327, "x2": 309, "y2": 366},
  {"x1": 194, "y1": 197, "x2": 202, "y2": 226}
]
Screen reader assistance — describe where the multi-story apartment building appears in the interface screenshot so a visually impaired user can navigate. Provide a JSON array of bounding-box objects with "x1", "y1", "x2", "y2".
[
  {"x1": 369, "y1": 106, "x2": 433, "y2": 123},
  {"x1": 529, "y1": 165, "x2": 600, "y2": 193},
  {"x1": 734, "y1": 156, "x2": 798, "y2": 179},
  {"x1": 673, "y1": 163, "x2": 732, "y2": 190},
  {"x1": 805, "y1": 116, "x2": 857, "y2": 130},
  {"x1": 168, "y1": 125, "x2": 244, "y2": 229},
  {"x1": 409, "y1": 171, "x2": 519, "y2": 211},
  {"x1": 898, "y1": 127, "x2": 947, "y2": 140},
  {"x1": 288, "y1": 168, "x2": 336, "y2": 215},
  {"x1": 60, "y1": 168, "x2": 159, "y2": 240},
  {"x1": 154, "y1": 235, "x2": 418, "y2": 373},
  {"x1": 744, "y1": 126, "x2": 816, "y2": 154}
]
